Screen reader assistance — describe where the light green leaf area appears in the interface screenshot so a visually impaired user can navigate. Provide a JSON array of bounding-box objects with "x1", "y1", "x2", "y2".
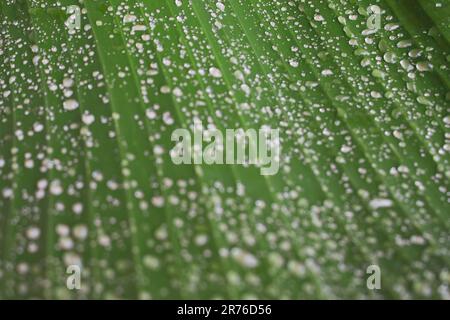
[{"x1": 0, "y1": 0, "x2": 449, "y2": 299}]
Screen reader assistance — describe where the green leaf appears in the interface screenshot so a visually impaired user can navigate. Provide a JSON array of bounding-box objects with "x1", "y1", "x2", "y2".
[{"x1": 1, "y1": 0, "x2": 449, "y2": 299}]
